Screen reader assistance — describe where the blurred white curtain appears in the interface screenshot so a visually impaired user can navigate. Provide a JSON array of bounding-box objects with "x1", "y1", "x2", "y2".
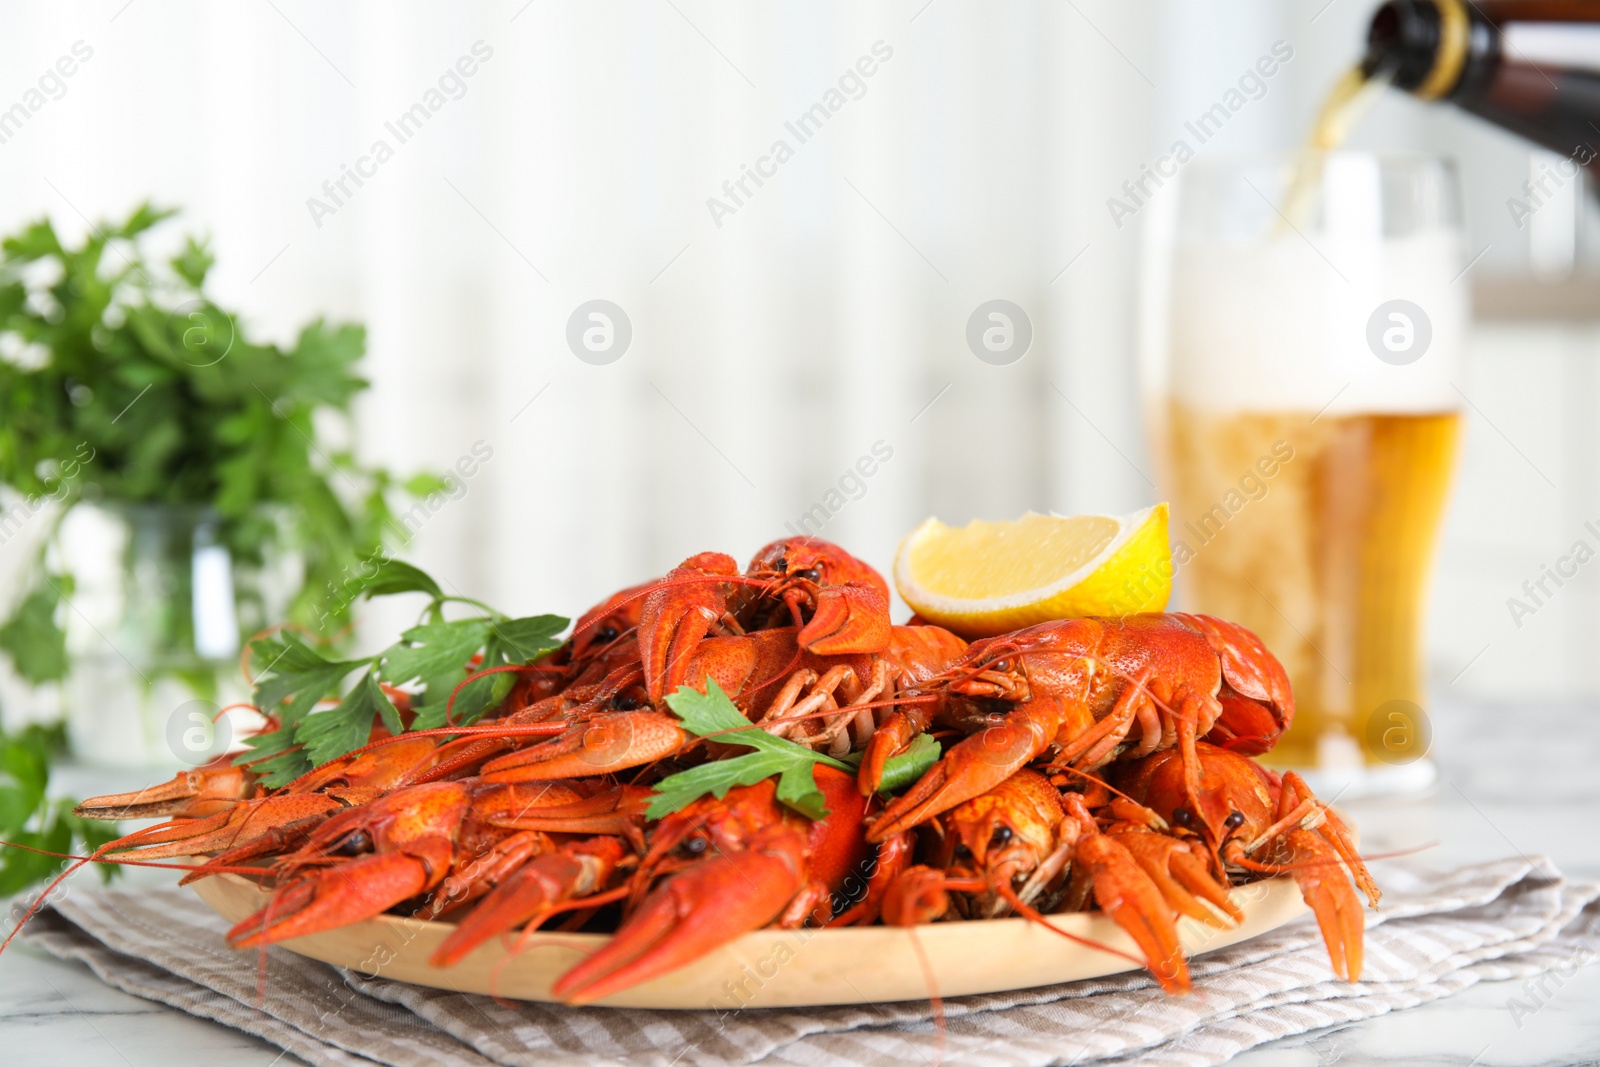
[
  {"x1": 0, "y1": 0, "x2": 1158, "y2": 641},
  {"x1": 5, "y1": 0, "x2": 1590, "y2": 702}
]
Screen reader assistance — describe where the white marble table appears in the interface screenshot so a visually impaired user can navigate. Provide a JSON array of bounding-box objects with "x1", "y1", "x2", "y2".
[{"x1": 4, "y1": 698, "x2": 1598, "y2": 1067}]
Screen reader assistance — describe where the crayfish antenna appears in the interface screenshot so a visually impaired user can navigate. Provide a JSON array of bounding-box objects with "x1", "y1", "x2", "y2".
[{"x1": 0, "y1": 841, "x2": 272, "y2": 958}]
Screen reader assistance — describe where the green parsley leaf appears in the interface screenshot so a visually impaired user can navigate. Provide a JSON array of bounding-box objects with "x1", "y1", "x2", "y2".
[
  {"x1": 644, "y1": 751, "x2": 809, "y2": 821},
  {"x1": 349, "y1": 558, "x2": 444, "y2": 602},
  {"x1": 229, "y1": 565, "x2": 563, "y2": 773},
  {"x1": 0, "y1": 726, "x2": 52, "y2": 834},
  {"x1": 296, "y1": 671, "x2": 398, "y2": 766},
  {"x1": 382, "y1": 617, "x2": 492, "y2": 731},
  {"x1": 646, "y1": 681, "x2": 854, "y2": 821},
  {"x1": 0, "y1": 814, "x2": 72, "y2": 898},
  {"x1": 427, "y1": 614, "x2": 570, "y2": 729},
  {"x1": 237, "y1": 725, "x2": 313, "y2": 790},
  {"x1": 0, "y1": 202, "x2": 446, "y2": 688},
  {"x1": 237, "y1": 631, "x2": 369, "y2": 782},
  {"x1": 875, "y1": 733, "x2": 941, "y2": 794},
  {"x1": 169, "y1": 236, "x2": 214, "y2": 288},
  {"x1": 488, "y1": 614, "x2": 568, "y2": 662},
  {"x1": 402, "y1": 473, "x2": 451, "y2": 497},
  {"x1": 248, "y1": 631, "x2": 370, "y2": 727}
]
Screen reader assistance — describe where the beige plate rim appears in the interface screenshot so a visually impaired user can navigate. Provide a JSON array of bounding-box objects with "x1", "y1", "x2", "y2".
[{"x1": 191, "y1": 871, "x2": 1308, "y2": 1009}]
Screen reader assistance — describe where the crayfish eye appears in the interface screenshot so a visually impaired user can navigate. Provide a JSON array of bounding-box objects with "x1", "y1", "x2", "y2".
[
  {"x1": 611, "y1": 692, "x2": 642, "y2": 711},
  {"x1": 681, "y1": 835, "x2": 709, "y2": 856},
  {"x1": 1170, "y1": 807, "x2": 1195, "y2": 829},
  {"x1": 992, "y1": 659, "x2": 1012, "y2": 672},
  {"x1": 333, "y1": 830, "x2": 372, "y2": 856},
  {"x1": 953, "y1": 842, "x2": 973, "y2": 861},
  {"x1": 1225, "y1": 810, "x2": 1245, "y2": 830},
  {"x1": 989, "y1": 825, "x2": 1014, "y2": 848},
  {"x1": 794, "y1": 567, "x2": 822, "y2": 583},
  {"x1": 596, "y1": 625, "x2": 619, "y2": 642}
]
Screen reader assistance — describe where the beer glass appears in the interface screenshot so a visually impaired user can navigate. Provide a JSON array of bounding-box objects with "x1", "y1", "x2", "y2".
[{"x1": 1141, "y1": 153, "x2": 1465, "y2": 788}]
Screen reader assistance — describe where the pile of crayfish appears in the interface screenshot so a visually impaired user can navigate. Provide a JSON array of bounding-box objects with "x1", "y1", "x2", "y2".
[{"x1": 29, "y1": 536, "x2": 1376, "y2": 1001}]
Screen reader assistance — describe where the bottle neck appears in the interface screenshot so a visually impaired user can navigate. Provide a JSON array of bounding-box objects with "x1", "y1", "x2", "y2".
[
  {"x1": 1365, "y1": 0, "x2": 1600, "y2": 164},
  {"x1": 1363, "y1": 0, "x2": 1490, "y2": 101}
]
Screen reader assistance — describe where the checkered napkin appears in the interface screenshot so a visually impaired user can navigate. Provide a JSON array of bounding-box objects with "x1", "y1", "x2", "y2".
[{"x1": 16, "y1": 856, "x2": 1600, "y2": 1067}]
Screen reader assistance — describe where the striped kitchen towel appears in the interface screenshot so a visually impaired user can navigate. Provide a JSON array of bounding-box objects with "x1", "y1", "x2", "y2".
[{"x1": 15, "y1": 856, "x2": 1600, "y2": 1067}]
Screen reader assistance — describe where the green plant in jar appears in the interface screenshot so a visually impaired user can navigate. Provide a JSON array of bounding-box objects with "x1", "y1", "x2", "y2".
[{"x1": 0, "y1": 204, "x2": 443, "y2": 892}]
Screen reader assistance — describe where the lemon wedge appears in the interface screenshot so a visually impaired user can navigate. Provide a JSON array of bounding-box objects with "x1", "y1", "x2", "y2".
[{"x1": 893, "y1": 504, "x2": 1172, "y2": 638}]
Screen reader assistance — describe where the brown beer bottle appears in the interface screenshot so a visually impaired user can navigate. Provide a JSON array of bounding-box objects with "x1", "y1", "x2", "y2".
[{"x1": 1362, "y1": 0, "x2": 1600, "y2": 164}]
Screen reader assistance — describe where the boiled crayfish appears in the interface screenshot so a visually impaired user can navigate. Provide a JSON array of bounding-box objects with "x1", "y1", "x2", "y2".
[{"x1": 7, "y1": 534, "x2": 1378, "y2": 1003}]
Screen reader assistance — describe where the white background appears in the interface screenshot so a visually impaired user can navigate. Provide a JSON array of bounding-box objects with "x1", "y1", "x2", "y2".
[{"x1": 0, "y1": 0, "x2": 1596, "y2": 711}]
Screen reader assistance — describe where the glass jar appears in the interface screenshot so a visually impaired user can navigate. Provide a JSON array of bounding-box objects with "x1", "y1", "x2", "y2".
[{"x1": 52, "y1": 501, "x2": 295, "y2": 767}]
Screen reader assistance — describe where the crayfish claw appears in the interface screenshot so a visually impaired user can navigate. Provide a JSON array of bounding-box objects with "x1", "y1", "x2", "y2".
[
  {"x1": 430, "y1": 837, "x2": 627, "y2": 967},
  {"x1": 638, "y1": 552, "x2": 741, "y2": 703},
  {"x1": 74, "y1": 756, "x2": 251, "y2": 821},
  {"x1": 1284, "y1": 827, "x2": 1366, "y2": 981},
  {"x1": 796, "y1": 584, "x2": 892, "y2": 656},
  {"x1": 552, "y1": 829, "x2": 807, "y2": 1004},
  {"x1": 229, "y1": 851, "x2": 432, "y2": 948},
  {"x1": 1071, "y1": 831, "x2": 1192, "y2": 995},
  {"x1": 97, "y1": 793, "x2": 343, "y2": 863},
  {"x1": 869, "y1": 699, "x2": 1064, "y2": 842},
  {"x1": 481, "y1": 712, "x2": 687, "y2": 782},
  {"x1": 857, "y1": 714, "x2": 919, "y2": 796},
  {"x1": 1111, "y1": 830, "x2": 1242, "y2": 929}
]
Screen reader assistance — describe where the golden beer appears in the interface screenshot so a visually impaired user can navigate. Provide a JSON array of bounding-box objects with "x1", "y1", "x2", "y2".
[
  {"x1": 1164, "y1": 404, "x2": 1461, "y2": 766},
  {"x1": 1148, "y1": 151, "x2": 1467, "y2": 773}
]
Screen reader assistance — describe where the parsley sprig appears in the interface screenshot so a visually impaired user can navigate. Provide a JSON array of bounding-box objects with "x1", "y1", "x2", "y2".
[
  {"x1": 646, "y1": 682, "x2": 943, "y2": 820},
  {"x1": 239, "y1": 560, "x2": 566, "y2": 786},
  {"x1": 0, "y1": 204, "x2": 441, "y2": 685},
  {"x1": 240, "y1": 558, "x2": 942, "y2": 811}
]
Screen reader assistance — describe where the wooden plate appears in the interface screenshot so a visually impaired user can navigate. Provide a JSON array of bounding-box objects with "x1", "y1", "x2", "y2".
[{"x1": 191, "y1": 872, "x2": 1307, "y2": 1009}]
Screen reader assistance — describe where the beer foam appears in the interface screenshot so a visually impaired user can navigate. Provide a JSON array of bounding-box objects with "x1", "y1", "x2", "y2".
[{"x1": 1168, "y1": 229, "x2": 1466, "y2": 414}]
